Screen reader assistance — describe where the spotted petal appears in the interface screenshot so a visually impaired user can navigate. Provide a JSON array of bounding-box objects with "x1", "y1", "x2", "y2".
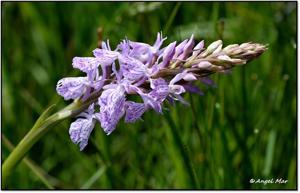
[
  {"x1": 69, "y1": 118, "x2": 95, "y2": 151},
  {"x1": 56, "y1": 77, "x2": 87, "y2": 100},
  {"x1": 125, "y1": 102, "x2": 147, "y2": 123},
  {"x1": 93, "y1": 48, "x2": 119, "y2": 65},
  {"x1": 119, "y1": 55, "x2": 147, "y2": 82},
  {"x1": 72, "y1": 57, "x2": 101, "y2": 73},
  {"x1": 98, "y1": 86, "x2": 126, "y2": 135}
]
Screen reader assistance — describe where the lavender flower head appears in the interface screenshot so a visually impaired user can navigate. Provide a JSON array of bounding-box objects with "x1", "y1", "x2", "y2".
[{"x1": 56, "y1": 32, "x2": 267, "y2": 150}]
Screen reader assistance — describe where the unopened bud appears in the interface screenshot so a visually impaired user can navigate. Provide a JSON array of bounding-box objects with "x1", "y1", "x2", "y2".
[
  {"x1": 183, "y1": 73, "x2": 197, "y2": 81},
  {"x1": 223, "y1": 44, "x2": 239, "y2": 52},
  {"x1": 207, "y1": 40, "x2": 223, "y2": 54},
  {"x1": 217, "y1": 55, "x2": 246, "y2": 65},
  {"x1": 192, "y1": 40, "x2": 204, "y2": 56},
  {"x1": 231, "y1": 48, "x2": 243, "y2": 55},
  {"x1": 196, "y1": 61, "x2": 212, "y2": 69}
]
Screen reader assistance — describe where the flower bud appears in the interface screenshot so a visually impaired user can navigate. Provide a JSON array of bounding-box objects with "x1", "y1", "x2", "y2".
[
  {"x1": 231, "y1": 48, "x2": 243, "y2": 55},
  {"x1": 178, "y1": 35, "x2": 195, "y2": 60},
  {"x1": 217, "y1": 55, "x2": 246, "y2": 65},
  {"x1": 223, "y1": 44, "x2": 239, "y2": 52},
  {"x1": 212, "y1": 44, "x2": 223, "y2": 54},
  {"x1": 240, "y1": 42, "x2": 255, "y2": 50},
  {"x1": 192, "y1": 40, "x2": 204, "y2": 56},
  {"x1": 183, "y1": 73, "x2": 197, "y2": 81},
  {"x1": 196, "y1": 61, "x2": 212, "y2": 69},
  {"x1": 206, "y1": 40, "x2": 223, "y2": 54}
]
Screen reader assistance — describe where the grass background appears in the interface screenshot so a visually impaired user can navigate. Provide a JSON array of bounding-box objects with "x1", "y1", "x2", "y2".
[{"x1": 2, "y1": 2, "x2": 297, "y2": 189}]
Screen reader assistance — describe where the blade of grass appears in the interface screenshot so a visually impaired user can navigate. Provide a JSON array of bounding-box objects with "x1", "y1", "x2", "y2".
[
  {"x1": 240, "y1": 66, "x2": 254, "y2": 188},
  {"x1": 163, "y1": 2, "x2": 181, "y2": 35},
  {"x1": 81, "y1": 166, "x2": 106, "y2": 189},
  {"x1": 263, "y1": 130, "x2": 276, "y2": 176},
  {"x1": 164, "y1": 112, "x2": 199, "y2": 188}
]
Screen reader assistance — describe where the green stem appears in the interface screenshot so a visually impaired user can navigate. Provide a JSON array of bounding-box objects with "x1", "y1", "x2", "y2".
[
  {"x1": 2, "y1": 135, "x2": 61, "y2": 189},
  {"x1": 2, "y1": 93, "x2": 100, "y2": 188}
]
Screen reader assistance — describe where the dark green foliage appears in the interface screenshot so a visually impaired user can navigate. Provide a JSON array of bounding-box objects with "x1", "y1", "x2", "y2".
[{"x1": 2, "y1": 2, "x2": 296, "y2": 189}]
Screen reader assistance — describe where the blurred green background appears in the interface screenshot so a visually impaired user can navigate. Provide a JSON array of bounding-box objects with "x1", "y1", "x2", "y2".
[{"x1": 2, "y1": 2, "x2": 297, "y2": 189}]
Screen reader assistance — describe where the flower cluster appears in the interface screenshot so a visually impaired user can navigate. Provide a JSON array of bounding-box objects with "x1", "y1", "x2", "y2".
[{"x1": 56, "y1": 32, "x2": 267, "y2": 150}]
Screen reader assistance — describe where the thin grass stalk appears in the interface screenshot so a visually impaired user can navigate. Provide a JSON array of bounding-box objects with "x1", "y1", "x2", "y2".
[{"x1": 164, "y1": 112, "x2": 199, "y2": 188}]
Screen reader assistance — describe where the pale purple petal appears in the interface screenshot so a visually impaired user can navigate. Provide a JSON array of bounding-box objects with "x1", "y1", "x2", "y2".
[
  {"x1": 69, "y1": 118, "x2": 95, "y2": 151},
  {"x1": 125, "y1": 102, "x2": 147, "y2": 123},
  {"x1": 149, "y1": 79, "x2": 169, "y2": 103},
  {"x1": 150, "y1": 78, "x2": 167, "y2": 89},
  {"x1": 149, "y1": 78, "x2": 169, "y2": 103},
  {"x1": 69, "y1": 119, "x2": 82, "y2": 144},
  {"x1": 56, "y1": 77, "x2": 87, "y2": 100},
  {"x1": 160, "y1": 41, "x2": 176, "y2": 68},
  {"x1": 182, "y1": 84, "x2": 204, "y2": 96},
  {"x1": 119, "y1": 55, "x2": 147, "y2": 81},
  {"x1": 78, "y1": 103, "x2": 95, "y2": 119},
  {"x1": 98, "y1": 86, "x2": 126, "y2": 135},
  {"x1": 177, "y1": 35, "x2": 195, "y2": 60},
  {"x1": 170, "y1": 93, "x2": 189, "y2": 106},
  {"x1": 169, "y1": 70, "x2": 196, "y2": 84},
  {"x1": 132, "y1": 85, "x2": 164, "y2": 113},
  {"x1": 153, "y1": 32, "x2": 167, "y2": 53},
  {"x1": 174, "y1": 39, "x2": 188, "y2": 58},
  {"x1": 193, "y1": 61, "x2": 212, "y2": 69},
  {"x1": 166, "y1": 96, "x2": 175, "y2": 106},
  {"x1": 92, "y1": 49, "x2": 119, "y2": 65},
  {"x1": 128, "y1": 41, "x2": 154, "y2": 63},
  {"x1": 200, "y1": 77, "x2": 216, "y2": 86},
  {"x1": 118, "y1": 39, "x2": 131, "y2": 55},
  {"x1": 72, "y1": 57, "x2": 101, "y2": 73},
  {"x1": 134, "y1": 78, "x2": 169, "y2": 113},
  {"x1": 192, "y1": 40, "x2": 204, "y2": 56},
  {"x1": 170, "y1": 71, "x2": 186, "y2": 85},
  {"x1": 139, "y1": 93, "x2": 163, "y2": 113},
  {"x1": 169, "y1": 85, "x2": 185, "y2": 95},
  {"x1": 183, "y1": 73, "x2": 197, "y2": 81},
  {"x1": 129, "y1": 41, "x2": 151, "y2": 56}
]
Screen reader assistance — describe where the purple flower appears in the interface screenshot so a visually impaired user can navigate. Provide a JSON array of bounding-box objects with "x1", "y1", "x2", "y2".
[
  {"x1": 125, "y1": 102, "x2": 147, "y2": 123},
  {"x1": 55, "y1": 32, "x2": 262, "y2": 150},
  {"x1": 72, "y1": 57, "x2": 101, "y2": 74},
  {"x1": 177, "y1": 35, "x2": 195, "y2": 60},
  {"x1": 56, "y1": 77, "x2": 88, "y2": 100},
  {"x1": 69, "y1": 104, "x2": 96, "y2": 151},
  {"x1": 159, "y1": 41, "x2": 177, "y2": 68},
  {"x1": 193, "y1": 40, "x2": 204, "y2": 56},
  {"x1": 153, "y1": 32, "x2": 167, "y2": 53},
  {"x1": 131, "y1": 78, "x2": 169, "y2": 113},
  {"x1": 168, "y1": 71, "x2": 193, "y2": 105},
  {"x1": 182, "y1": 83, "x2": 204, "y2": 96},
  {"x1": 200, "y1": 77, "x2": 216, "y2": 87},
  {"x1": 92, "y1": 49, "x2": 119, "y2": 64},
  {"x1": 173, "y1": 39, "x2": 188, "y2": 59},
  {"x1": 97, "y1": 85, "x2": 126, "y2": 135},
  {"x1": 118, "y1": 55, "x2": 147, "y2": 82},
  {"x1": 57, "y1": 34, "x2": 203, "y2": 149},
  {"x1": 149, "y1": 78, "x2": 169, "y2": 101}
]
